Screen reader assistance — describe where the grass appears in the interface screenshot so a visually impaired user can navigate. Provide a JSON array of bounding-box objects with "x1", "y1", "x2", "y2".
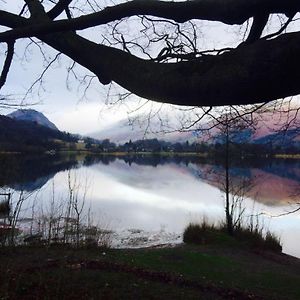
[
  {"x1": 183, "y1": 221, "x2": 282, "y2": 253},
  {"x1": 0, "y1": 243, "x2": 299, "y2": 300},
  {"x1": 0, "y1": 218, "x2": 295, "y2": 299},
  {"x1": 183, "y1": 220, "x2": 229, "y2": 245}
]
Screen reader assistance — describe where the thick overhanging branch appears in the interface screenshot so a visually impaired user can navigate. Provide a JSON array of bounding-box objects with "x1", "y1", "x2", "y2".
[
  {"x1": 40, "y1": 0, "x2": 300, "y2": 27},
  {"x1": 0, "y1": 11, "x2": 28, "y2": 28},
  {"x1": 245, "y1": 14, "x2": 269, "y2": 43},
  {"x1": 0, "y1": 0, "x2": 300, "y2": 42},
  {"x1": 24, "y1": 0, "x2": 47, "y2": 19},
  {"x1": 0, "y1": 1, "x2": 300, "y2": 108},
  {"x1": 38, "y1": 30, "x2": 300, "y2": 107}
]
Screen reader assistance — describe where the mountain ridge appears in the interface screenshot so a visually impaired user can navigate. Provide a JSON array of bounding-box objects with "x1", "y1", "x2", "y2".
[
  {"x1": 90, "y1": 110, "x2": 300, "y2": 148},
  {"x1": 0, "y1": 113, "x2": 75, "y2": 152},
  {"x1": 7, "y1": 109, "x2": 58, "y2": 131}
]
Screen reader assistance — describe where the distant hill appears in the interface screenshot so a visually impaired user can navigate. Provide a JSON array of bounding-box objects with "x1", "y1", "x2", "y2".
[
  {"x1": 90, "y1": 110, "x2": 300, "y2": 148},
  {"x1": 7, "y1": 109, "x2": 58, "y2": 131},
  {"x1": 0, "y1": 114, "x2": 76, "y2": 152},
  {"x1": 90, "y1": 119, "x2": 194, "y2": 144}
]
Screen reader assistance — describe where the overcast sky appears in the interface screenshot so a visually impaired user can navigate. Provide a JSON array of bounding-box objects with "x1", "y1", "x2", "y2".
[{"x1": 1, "y1": 1, "x2": 299, "y2": 135}]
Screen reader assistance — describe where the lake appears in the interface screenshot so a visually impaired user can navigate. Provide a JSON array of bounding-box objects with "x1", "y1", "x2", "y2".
[{"x1": 0, "y1": 154, "x2": 299, "y2": 257}]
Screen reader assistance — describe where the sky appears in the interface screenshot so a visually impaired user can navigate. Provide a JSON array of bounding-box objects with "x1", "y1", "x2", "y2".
[{"x1": 1, "y1": 1, "x2": 300, "y2": 135}]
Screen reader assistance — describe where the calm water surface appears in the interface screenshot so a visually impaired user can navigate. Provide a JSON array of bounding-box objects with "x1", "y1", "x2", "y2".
[{"x1": 1, "y1": 154, "x2": 300, "y2": 257}]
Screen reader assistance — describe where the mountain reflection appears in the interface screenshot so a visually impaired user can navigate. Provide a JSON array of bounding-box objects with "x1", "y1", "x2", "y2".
[
  {"x1": 0, "y1": 154, "x2": 299, "y2": 205},
  {"x1": 0, "y1": 154, "x2": 78, "y2": 191}
]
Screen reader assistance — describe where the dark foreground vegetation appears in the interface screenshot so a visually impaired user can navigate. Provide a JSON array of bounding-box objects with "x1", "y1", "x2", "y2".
[
  {"x1": 0, "y1": 233, "x2": 299, "y2": 300},
  {"x1": 183, "y1": 222, "x2": 282, "y2": 253}
]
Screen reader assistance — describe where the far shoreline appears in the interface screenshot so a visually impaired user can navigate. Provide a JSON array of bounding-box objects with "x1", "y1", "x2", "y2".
[{"x1": 0, "y1": 150, "x2": 300, "y2": 159}]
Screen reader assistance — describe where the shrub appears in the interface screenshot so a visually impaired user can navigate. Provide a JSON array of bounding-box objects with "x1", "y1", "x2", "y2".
[
  {"x1": 183, "y1": 220, "x2": 282, "y2": 253},
  {"x1": 234, "y1": 226, "x2": 265, "y2": 248},
  {"x1": 0, "y1": 226, "x2": 12, "y2": 245},
  {"x1": 0, "y1": 200, "x2": 10, "y2": 217},
  {"x1": 264, "y1": 231, "x2": 282, "y2": 253},
  {"x1": 232, "y1": 226, "x2": 282, "y2": 253},
  {"x1": 82, "y1": 226, "x2": 113, "y2": 249},
  {"x1": 183, "y1": 220, "x2": 217, "y2": 244}
]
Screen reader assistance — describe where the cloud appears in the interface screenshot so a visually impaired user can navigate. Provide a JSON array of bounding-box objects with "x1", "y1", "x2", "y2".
[{"x1": 49, "y1": 102, "x2": 128, "y2": 135}]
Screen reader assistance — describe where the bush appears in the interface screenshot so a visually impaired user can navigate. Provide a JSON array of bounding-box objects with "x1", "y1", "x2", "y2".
[
  {"x1": 0, "y1": 200, "x2": 10, "y2": 217},
  {"x1": 0, "y1": 226, "x2": 12, "y2": 245},
  {"x1": 183, "y1": 221, "x2": 282, "y2": 253},
  {"x1": 183, "y1": 220, "x2": 217, "y2": 244},
  {"x1": 264, "y1": 231, "x2": 282, "y2": 253},
  {"x1": 234, "y1": 226, "x2": 264, "y2": 248},
  {"x1": 233, "y1": 226, "x2": 282, "y2": 253}
]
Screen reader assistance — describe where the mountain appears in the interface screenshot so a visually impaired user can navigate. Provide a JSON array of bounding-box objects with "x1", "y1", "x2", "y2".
[
  {"x1": 90, "y1": 119, "x2": 196, "y2": 145},
  {"x1": 7, "y1": 109, "x2": 58, "y2": 131},
  {"x1": 0, "y1": 114, "x2": 76, "y2": 152},
  {"x1": 0, "y1": 154, "x2": 78, "y2": 191},
  {"x1": 90, "y1": 110, "x2": 300, "y2": 147}
]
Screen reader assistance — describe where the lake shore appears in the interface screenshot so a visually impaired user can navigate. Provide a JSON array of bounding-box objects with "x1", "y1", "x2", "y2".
[{"x1": 58, "y1": 150, "x2": 300, "y2": 158}]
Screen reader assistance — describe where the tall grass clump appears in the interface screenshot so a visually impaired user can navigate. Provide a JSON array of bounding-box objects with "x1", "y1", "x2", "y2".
[
  {"x1": 230, "y1": 226, "x2": 281, "y2": 252},
  {"x1": 183, "y1": 219, "x2": 282, "y2": 253},
  {"x1": 0, "y1": 199, "x2": 11, "y2": 246},
  {"x1": 264, "y1": 231, "x2": 282, "y2": 253},
  {"x1": 183, "y1": 218, "x2": 219, "y2": 244},
  {"x1": 0, "y1": 200, "x2": 10, "y2": 217}
]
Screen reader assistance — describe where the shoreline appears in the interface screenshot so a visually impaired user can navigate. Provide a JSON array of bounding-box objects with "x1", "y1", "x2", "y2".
[{"x1": 1, "y1": 150, "x2": 300, "y2": 159}]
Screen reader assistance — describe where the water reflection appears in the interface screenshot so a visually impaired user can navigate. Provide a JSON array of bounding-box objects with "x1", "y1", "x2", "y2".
[
  {"x1": 0, "y1": 154, "x2": 299, "y2": 256},
  {"x1": 82, "y1": 155, "x2": 300, "y2": 206},
  {"x1": 0, "y1": 154, "x2": 78, "y2": 191}
]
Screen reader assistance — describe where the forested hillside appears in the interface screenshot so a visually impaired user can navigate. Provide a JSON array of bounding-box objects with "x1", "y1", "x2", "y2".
[{"x1": 0, "y1": 115, "x2": 76, "y2": 152}]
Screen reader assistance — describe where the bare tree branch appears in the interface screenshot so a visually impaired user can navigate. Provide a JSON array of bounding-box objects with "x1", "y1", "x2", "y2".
[
  {"x1": 245, "y1": 14, "x2": 269, "y2": 43},
  {"x1": 0, "y1": 40, "x2": 15, "y2": 90},
  {"x1": 263, "y1": 13, "x2": 296, "y2": 40},
  {"x1": 47, "y1": 0, "x2": 73, "y2": 20}
]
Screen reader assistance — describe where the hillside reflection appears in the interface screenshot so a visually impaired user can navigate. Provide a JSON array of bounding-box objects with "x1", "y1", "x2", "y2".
[
  {"x1": 0, "y1": 154, "x2": 78, "y2": 191},
  {"x1": 0, "y1": 154, "x2": 299, "y2": 205}
]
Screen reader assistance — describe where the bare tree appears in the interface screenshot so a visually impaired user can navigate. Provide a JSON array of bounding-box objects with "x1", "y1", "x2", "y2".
[
  {"x1": 0, "y1": 1, "x2": 300, "y2": 109},
  {"x1": 211, "y1": 108, "x2": 256, "y2": 235},
  {"x1": 63, "y1": 170, "x2": 89, "y2": 246}
]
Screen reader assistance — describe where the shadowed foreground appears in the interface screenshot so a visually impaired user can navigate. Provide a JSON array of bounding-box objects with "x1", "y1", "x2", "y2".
[{"x1": 0, "y1": 242, "x2": 299, "y2": 300}]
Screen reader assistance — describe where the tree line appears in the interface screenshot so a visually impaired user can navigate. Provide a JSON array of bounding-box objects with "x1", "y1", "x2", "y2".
[{"x1": 84, "y1": 137, "x2": 300, "y2": 156}]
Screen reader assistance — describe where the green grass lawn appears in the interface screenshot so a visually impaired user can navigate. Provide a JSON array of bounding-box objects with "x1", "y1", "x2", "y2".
[{"x1": 0, "y1": 241, "x2": 299, "y2": 300}]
